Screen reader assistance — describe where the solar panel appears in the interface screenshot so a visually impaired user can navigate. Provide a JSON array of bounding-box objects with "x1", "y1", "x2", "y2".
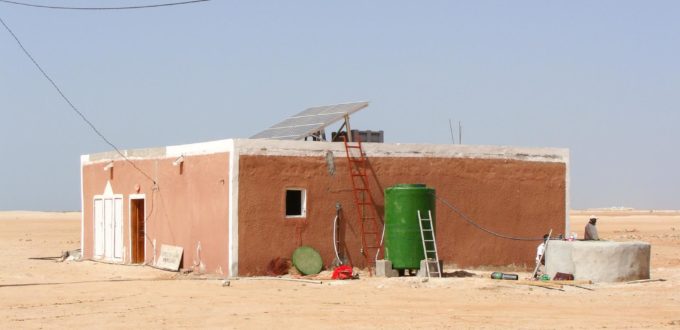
[{"x1": 250, "y1": 101, "x2": 369, "y2": 140}]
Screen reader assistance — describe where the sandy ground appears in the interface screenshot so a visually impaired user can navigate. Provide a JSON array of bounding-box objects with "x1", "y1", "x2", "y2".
[{"x1": 1, "y1": 211, "x2": 679, "y2": 329}]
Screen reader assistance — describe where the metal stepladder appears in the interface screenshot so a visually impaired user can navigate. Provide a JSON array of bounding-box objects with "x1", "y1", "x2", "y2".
[
  {"x1": 418, "y1": 210, "x2": 442, "y2": 278},
  {"x1": 343, "y1": 136, "x2": 383, "y2": 274}
]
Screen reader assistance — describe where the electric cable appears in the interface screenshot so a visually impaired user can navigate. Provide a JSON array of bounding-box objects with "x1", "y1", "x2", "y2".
[
  {"x1": 0, "y1": 15, "x2": 156, "y2": 184},
  {"x1": 433, "y1": 193, "x2": 544, "y2": 241},
  {"x1": 332, "y1": 215, "x2": 341, "y2": 263},
  {"x1": 0, "y1": 0, "x2": 209, "y2": 10}
]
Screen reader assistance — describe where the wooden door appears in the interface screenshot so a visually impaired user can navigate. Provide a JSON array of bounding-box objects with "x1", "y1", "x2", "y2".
[{"x1": 130, "y1": 198, "x2": 145, "y2": 264}]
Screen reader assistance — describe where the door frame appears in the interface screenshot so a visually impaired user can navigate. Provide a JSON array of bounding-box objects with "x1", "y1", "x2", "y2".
[
  {"x1": 129, "y1": 194, "x2": 146, "y2": 264},
  {"x1": 93, "y1": 197, "x2": 105, "y2": 259}
]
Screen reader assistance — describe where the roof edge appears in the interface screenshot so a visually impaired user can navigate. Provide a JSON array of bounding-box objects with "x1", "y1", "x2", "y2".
[
  {"x1": 234, "y1": 139, "x2": 569, "y2": 163},
  {"x1": 81, "y1": 138, "x2": 568, "y2": 165}
]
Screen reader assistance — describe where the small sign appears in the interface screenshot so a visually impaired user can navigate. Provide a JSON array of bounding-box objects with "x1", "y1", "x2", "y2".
[{"x1": 156, "y1": 244, "x2": 183, "y2": 271}]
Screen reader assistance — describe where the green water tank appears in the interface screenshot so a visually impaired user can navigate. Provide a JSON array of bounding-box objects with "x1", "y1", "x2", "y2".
[{"x1": 384, "y1": 184, "x2": 436, "y2": 270}]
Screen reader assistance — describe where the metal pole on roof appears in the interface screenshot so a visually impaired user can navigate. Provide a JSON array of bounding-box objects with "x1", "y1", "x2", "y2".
[
  {"x1": 449, "y1": 119, "x2": 455, "y2": 144},
  {"x1": 344, "y1": 115, "x2": 352, "y2": 142},
  {"x1": 459, "y1": 121, "x2": 462, "y2": 145}
]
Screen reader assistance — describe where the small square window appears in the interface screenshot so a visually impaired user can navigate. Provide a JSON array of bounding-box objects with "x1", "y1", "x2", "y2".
[{"x1": 285, "y1": 189, "x2": 306, "y2": 218}]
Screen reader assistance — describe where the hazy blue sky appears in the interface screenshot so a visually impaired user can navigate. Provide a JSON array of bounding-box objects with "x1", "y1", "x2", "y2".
[{"x1": 1, "y1": 1, "x2": 678, "y2": 211}]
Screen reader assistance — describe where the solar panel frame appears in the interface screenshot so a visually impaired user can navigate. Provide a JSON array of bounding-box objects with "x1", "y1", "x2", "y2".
[{"x1": 250, "y1": 101, "x2": 369, "y2": 140}]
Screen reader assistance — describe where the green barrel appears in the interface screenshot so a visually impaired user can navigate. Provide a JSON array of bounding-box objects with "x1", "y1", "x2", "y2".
[{"x1": 384, "y1": 184, "x2": 436, "y2": 270}]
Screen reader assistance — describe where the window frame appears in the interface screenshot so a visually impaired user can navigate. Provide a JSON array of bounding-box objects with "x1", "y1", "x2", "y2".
[{"x1": 284, "y1": 188, "x2": 307, "y2": 218}]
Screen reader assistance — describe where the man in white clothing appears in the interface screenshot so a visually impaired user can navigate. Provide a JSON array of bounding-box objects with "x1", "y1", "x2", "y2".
[
  {"x1": 535, "y1": 234, "x2": 549, "y2": 275},
  {"x1": 584, "y1": 216, "x2": 600, "y2": 240}
]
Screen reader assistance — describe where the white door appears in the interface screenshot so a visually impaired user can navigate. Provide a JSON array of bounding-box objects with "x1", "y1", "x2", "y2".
[
  {"x1": 104, "y1": 199, "x2": 114, "y2": 259},
  {"x1": 94, "y1": 195, "x2": 124, "y2": 261},
  {"x1": 94, "y1": 198, "x2": 105, "y2": 258},
  {"x1": 113, "y1": 197, "x2": 123, "y2": 260}
]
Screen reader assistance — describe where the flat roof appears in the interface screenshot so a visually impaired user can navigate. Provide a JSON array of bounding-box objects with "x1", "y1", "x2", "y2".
[{"x1": 82, "y1": 138, "x2": 568, "y2": 165}]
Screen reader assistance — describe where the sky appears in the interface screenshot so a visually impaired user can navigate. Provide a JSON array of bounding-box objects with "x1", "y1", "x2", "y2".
[{"x1": 1, "y1": 1, "x2": 678, "y2": 211}]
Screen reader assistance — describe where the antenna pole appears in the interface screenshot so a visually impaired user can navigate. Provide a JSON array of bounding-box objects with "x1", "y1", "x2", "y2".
[
  {"x1": 448, "y1": 119, "x2": 455, "y2": 144},
  {"x1": 458, "y1": 121, "x2": 462, "y2": 144}
]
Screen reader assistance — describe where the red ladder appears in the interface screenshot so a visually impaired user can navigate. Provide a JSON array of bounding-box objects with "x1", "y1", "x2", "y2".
[{"x1": 343, "y1": 136, "x2": 383, "y2": 274}]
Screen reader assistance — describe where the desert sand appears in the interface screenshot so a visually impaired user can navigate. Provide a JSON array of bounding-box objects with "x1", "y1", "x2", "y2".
[{"x1": 1, "y1": 211, "x2": 679, "y2": 329}]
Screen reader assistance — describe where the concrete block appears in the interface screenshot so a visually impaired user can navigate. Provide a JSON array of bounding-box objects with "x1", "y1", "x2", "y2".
[
  {"x1": 375, "y1": 259, "x2": 399, "y2": 277},
  {"x1": 546, "y1": 240, "x2": 651, "y2": 283},
  {"x1": 416, "y1": 260, "x2": 444, "y2": 278}
]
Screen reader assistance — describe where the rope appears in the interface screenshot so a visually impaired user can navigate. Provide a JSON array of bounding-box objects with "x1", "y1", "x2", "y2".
[{"x1": 433, "y1": 193, "x2": 543, "y2": 241}]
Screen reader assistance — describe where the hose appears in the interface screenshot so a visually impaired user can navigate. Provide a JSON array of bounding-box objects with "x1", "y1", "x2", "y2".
[
  {"x1": 333, "y1": 215, "x2": 341, "y2": 263},
  {"x1": 332, "y1": 203, "x2": 342, "y2": 264}
]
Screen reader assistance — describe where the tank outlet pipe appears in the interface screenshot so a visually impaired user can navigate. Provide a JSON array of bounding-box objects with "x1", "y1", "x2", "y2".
[{"x1": 375, "y1": 221, "x2": 385, "y2": 262}]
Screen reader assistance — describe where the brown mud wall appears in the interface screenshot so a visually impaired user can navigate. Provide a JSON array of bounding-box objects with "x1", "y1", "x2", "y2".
[
  {"x1": 82, "y1": 153, "x2": 230, "y2": 274},
  {"x1": 238, "y1": 154, "x2": 565, "y2": 275}
]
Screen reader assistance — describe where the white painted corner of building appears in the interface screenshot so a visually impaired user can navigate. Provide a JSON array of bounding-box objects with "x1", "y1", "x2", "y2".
[
  {"x1": 80, "y1": 154, "x2": 86, "y2": 257},
  {"x1": 227, "y1": 139, "x2": 239, "y2": 277}
]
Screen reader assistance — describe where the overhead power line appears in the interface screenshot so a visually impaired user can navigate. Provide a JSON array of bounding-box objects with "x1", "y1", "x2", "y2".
[
  {"x1": 434, "y1": 192, "x2": 544, "y2": 241},
  {"x1": 0, "y1": 0, "x2": 209, "y2": 10},
  {"x1": 0, "y1": 15, "x2": 156, "y2": 184}
]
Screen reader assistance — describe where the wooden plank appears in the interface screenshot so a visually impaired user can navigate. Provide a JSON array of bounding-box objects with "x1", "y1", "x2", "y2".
[
  {"x1": 515, "y1": 280, "x2": 562, "y2": 287},
  {"x1": 548, "y1": 280, "x2": 593, "y2": 285},
  {"x1": 516, "y1": 280, "x2": 592, "y2": 286},
  {"x1": 626, "y1": 278, "x2": 666, "y2": 284},
  {"x1": 564, "y1": 284, "x2": 595, "y2": 291},
  {"x1": 515, "y1": 281, "x2": 564, "y2": 291}
]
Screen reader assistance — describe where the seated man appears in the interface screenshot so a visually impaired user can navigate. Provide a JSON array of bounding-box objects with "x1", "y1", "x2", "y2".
[{"x1": 584, "y1": 216, "x2": 600, "y2": 240}]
